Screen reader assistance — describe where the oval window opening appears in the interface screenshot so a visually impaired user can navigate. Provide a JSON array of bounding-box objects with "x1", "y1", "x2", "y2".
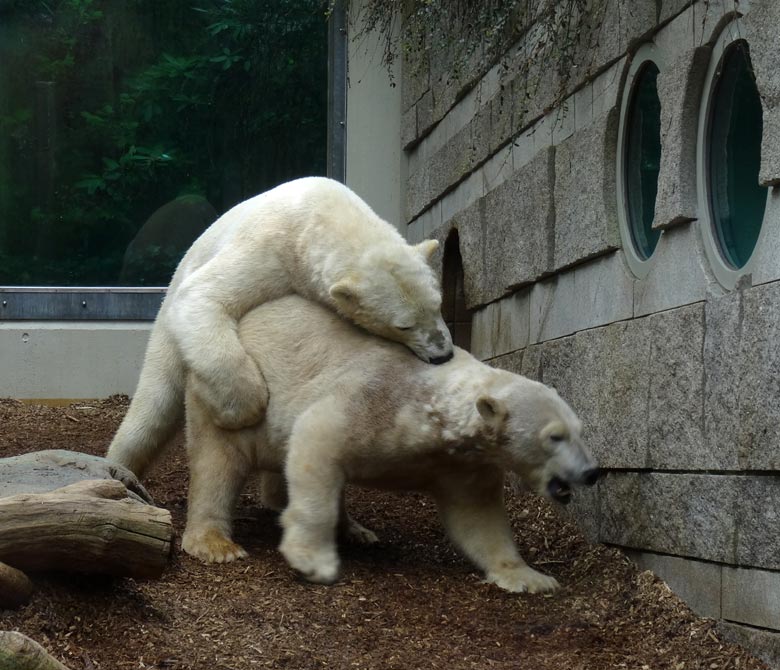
[
  {"x1": 625, "y1": 61, "x2": 662, "y2": 261},
  {"x1": 708, "y1": 40, "x2": 765, "y2": 270}
]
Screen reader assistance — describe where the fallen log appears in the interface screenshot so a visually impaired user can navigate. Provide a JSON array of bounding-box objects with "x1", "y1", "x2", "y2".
[
  {"x1": 0, "y1": 561, "x2": 33, "y2": 609},
  {"x1": 0, "y1": 479, "x2": 173, "y2": 579},
  {"x1": 0, "y1": 631, "x2": 71, "y2": 670}
]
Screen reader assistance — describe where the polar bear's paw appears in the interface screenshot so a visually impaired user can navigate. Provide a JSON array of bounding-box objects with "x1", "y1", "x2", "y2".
[
  {"x1": 191, "y1": 362, "x2": 269, "y2": 430},
  {"x1": 342, "y1": 516, "x2": 379, "y2": 545},
  {"x1": 485, "y1": 565, "x2": 560, "y2": 594},
  {"x1": 182, "y1": 527, "x2": 249, "y2": 564},
  {"x1": 279, "y1": 536, "x2": 340, "y2": 584}
]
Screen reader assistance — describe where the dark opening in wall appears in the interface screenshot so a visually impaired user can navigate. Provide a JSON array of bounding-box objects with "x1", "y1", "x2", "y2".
[{"x1": 441, "y1": 230, "x2": 472, "y2": 351}]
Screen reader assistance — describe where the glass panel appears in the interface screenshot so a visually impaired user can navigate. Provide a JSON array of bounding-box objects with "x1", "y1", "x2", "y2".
[
  {"x1": 625, "y1": 61, "x2": 662, "y2": 260},
  {"x1": 0, "y1": 1, "x2": 327, "y2": 287},
  {"x1": 708, "y1": 40, "x2": 765, "y2": 270}
]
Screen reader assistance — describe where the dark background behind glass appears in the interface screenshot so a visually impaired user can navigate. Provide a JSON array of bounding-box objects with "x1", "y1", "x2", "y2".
[{"x1": 0, "y1": 0, "x2": 327, "y2": 286}]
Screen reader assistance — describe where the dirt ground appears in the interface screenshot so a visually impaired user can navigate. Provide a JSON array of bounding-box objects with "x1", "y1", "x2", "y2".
[{"x1": 0, "y1": 397, "x2": 769, "y2": 670}]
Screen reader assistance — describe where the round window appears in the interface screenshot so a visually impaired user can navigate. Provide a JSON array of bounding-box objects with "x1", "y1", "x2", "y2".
[
  {"x1": 616, "y1": 43, "x2": 666, "y2": 279},
  {"x1": 707, "y1": 40, "x2": 765, "y2": 270},
  {"x1": 625, "y1": 62, "x2": 662, "y2": 260}
]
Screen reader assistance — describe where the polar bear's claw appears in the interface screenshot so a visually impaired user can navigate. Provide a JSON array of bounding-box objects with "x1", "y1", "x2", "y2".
[
  {"x1": 485, "y1": 566, "x2": 560, "y2": 594},
  {"x1": 182, "y1": 528, "x2": 249, "y2": 564}
]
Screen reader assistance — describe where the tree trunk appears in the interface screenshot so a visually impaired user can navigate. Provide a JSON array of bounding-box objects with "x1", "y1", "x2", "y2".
[
  {"x1": 0, "y1": 560, "x2": 33, "y2": 608},
  {"x1": 0, "y1": 479, "x2": 173, "y2": 579},
  {"x1": 0, "y1": 632, "x2": 71, "y2": 670}
]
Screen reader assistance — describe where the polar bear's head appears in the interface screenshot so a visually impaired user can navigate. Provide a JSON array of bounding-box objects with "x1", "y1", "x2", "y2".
[
  {"x1": 329, "y1": 239, "x2": 454, "y2": 364},
  {"x1": 477, "y1": 377, "x2": 598, "y2": 504}
]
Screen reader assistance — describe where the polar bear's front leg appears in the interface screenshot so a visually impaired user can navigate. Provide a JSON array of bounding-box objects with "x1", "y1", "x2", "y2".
[
  {"x1": 279, "y1": 401, "x2": 345, "y2": 584},
  {"x1": 434, "y1": 468, "x2": 560, "y2": 594},
  {"x1": 169, "y1": 280, "x2": 269, "y2": 430}
]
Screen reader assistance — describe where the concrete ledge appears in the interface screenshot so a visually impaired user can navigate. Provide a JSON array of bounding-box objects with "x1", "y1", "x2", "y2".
[
  {"x1": 624, "y1": 550, "x2": 722, "y2": 619},
  {"x1": 723, "y1": 567, "x2": 780, "y2": 631},
  {"x1": 719, "y1": 622, "x2": 780, "y2": 670}
]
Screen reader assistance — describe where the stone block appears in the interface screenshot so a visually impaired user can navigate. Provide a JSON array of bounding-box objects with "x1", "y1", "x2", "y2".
[
  {"x1": 570, "y1": 0, "x2": 656, "y2": 80},
  {"x1": 633, "y1": 223, "x2": 711, "y2": 317},
  {"x1": 529, "y1": 272, "x2": 577, "y2": 343},
  {"x1": 659, "y1": 0, "x2": 693, "y2": 24},
  {"x1": 424, "y1": 124, "x2": 474, "y2": 216},
  {"x1": 733, "y1": 476, "x2": 780, "y2": 569},
  {"x1": 722, "y1": 566, "x2": 780, "y2": 630},
  {"x1": 401, "y1": 106, "x2": 417, "y2": 151},
  {"x1": 520, "y1": 342, "x2": 543, "y2": 380},
  {"x1": 529, "y1": 322, "x2": 649, "y2": 469},
  {"x1": 726, "y1": 282, "x2": 780, "y2": 470},
  {"x1": 654, "y1": 46, "x2": 711, "y2": 229},
  {"x1": 625, "y1": 551, "x2": 722, "y2": 619},
  {"x1": 450, "y1": 198, "x2": 485, "y2": 310},
  {"x1": 598, "y1": 472, "x2": 780, "y2": 570},
  {"x1": 598, "y1": 473, "x2": 740, "y2": 564},
  {"x1": 481, "y1": 140, "x2": 513, "y2": 195},
  {"x1": 743, "y1": 0, "x2": 780, "y2": 186},
  {"x1": 441, "y1": 170, "x2": 484, "y2": 226},
  {"x1": 719, "y1": 622, "x2": 780, "y2": 669},
  {"x1": 566, "y1": 484, "x2": 601, "y2": 543},
  {"x1": 747, "y1": 188, "x2": 780, "y2": 287},
  {"x1": 402, "y1": 48, "x2": 430, "y2": 113},
  {"x1": 553, "y1": 110, "x2": 621, "y2": 271},
  {"x1": 487, "y1": 350, "x2": 524, "y2": 374},
  {"x1": 480, "y1": 149, "x2": 555, "y2": 302},
  {"x1": 416, "y1": 89, "x2": 435, "y2": 139},
  {"x1": 530, "y1": 253, "x2": 634, "y2": 343},
  {"x1": 405, "y1": 164, "x2": 430, "y2": 224},
  {"x1": 570, "y1": 322, "x2": 650, "y2": 468},
  {"x1": 469, "y1": 290, "x2": 531, "y2": 360},
  {"x1": 646, "y1": 303, "x2": 706, "y2": 469},
  {"x1": 489, "y1": 81, "x2": 515, "y2": 153}
]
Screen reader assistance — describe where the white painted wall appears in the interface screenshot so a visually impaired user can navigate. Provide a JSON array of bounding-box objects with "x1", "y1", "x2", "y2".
[
  {"x1": 0, "y1": 322, "x2": 151, "y2": 400},
  {"x1": 345, "y1": 0, "x2": 404, "y2": 229}
]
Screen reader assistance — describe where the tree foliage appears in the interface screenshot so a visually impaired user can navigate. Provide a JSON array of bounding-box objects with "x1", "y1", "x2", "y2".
[{"x1": 0, "y1": 0, "x2": 328, "y2": 285}]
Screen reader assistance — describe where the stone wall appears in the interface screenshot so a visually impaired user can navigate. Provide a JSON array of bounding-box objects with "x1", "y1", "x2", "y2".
[{"x1": 398, "y1": 0, "x2": 780, "y2": 665}]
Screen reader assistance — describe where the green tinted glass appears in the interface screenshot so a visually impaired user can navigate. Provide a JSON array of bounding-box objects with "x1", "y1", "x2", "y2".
[
  {"x1": 625, "y1": 62, "x2": 662, "y2": 260},
  {"x1": 708, "y1": 41, "x2": 766, "y2": 269},
  {"x1": 0, "y1": 1, "x2": 327, "y2": 286}
]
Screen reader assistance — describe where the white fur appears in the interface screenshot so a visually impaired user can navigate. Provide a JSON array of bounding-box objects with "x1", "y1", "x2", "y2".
[
  {"x1": 107, "y1": 177, "x2": 452, "y2": 476},
  {"x1": 175, "y1": 296, "x2": 597, "y2": 594}
]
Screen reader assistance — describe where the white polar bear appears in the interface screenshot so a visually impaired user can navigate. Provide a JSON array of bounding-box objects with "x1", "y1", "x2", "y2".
[
  {"x1": 107, "y1": 177, "x2": 453, "y2": 477},
  {"x1": 174, "y1": 296, "x2": 599, "y2": 594}
]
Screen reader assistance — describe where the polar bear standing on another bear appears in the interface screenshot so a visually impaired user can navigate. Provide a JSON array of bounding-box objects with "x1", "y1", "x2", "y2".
[
  {"x1": 175, "y1": 296, "x2": 599, "y2": 594},
  {"x1": 108, "y1": 177, "x2": 453, "y2": 477}
]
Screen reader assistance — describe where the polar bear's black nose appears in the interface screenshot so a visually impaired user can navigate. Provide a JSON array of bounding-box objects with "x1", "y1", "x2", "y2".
[
  {"x1": 582, "y1": 468, "x2": 600, "y2": 487},
  {"x1": 430, "y1": 351, "x2": 454, "y2": 365}
]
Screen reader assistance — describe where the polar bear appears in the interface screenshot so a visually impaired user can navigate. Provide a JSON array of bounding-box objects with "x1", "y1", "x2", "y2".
[
  {"x1": 176, "y1": 296, "x2": 599, "y2": 594},
  {"x1": 107, "y1": 177, "x2": 453, "y2": 477}
]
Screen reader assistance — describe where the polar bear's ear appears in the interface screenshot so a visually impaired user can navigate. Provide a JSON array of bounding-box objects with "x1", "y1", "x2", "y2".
[
  {"x1": 476, "y1": 395, "x2": 507, "y2": 426},
  {"x1": 415, "y1": 239, "x2": 439, "y2": 262},
  {"x1": 329, "y1": 279, "x2": 360, "y2": 313}
]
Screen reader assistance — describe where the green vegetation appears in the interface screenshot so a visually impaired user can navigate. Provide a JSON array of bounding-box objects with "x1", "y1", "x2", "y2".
[{"x1": 0, "y1": 0, "x2": 327, "y2": 285}]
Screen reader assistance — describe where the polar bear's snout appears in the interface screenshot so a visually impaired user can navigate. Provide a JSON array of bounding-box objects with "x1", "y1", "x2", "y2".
[{"x1": 406, "y1": 316, "x2": 454, "y2": 364}]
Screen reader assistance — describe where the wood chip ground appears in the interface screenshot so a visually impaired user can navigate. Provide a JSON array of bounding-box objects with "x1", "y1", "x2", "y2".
[{"x1": 0, "y1": 398, "x2": 769, "y2": 670}]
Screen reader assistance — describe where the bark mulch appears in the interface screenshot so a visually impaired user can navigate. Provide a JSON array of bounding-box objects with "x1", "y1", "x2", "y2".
[{"x1": 0, "y1": 397, "x2": 769, "y2": 670}]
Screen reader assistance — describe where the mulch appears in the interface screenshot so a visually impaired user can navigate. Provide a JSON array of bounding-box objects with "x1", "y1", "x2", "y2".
[{"x1": 0, "y1": 397, "x2": 769, "y2": 670}]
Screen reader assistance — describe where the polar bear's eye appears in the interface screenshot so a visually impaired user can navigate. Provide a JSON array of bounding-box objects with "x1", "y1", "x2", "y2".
[
  {"x1": 550, "y1": 433, "x2": 565, "y2": 443},
  {"x1": 396, "y1": 325, "x2": 414, "y2": 331}
]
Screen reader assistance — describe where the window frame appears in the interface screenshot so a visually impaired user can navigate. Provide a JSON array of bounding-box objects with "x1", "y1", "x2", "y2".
[
  {"x1": 0, "y1": 3, "x2": 346, "y2": 321},
  {"x1": 616, "y1": 42, "x2": 667, "y2": 280},
  {"x1": 696, "y1": 18, "x2": 768, "y2": 290}
]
